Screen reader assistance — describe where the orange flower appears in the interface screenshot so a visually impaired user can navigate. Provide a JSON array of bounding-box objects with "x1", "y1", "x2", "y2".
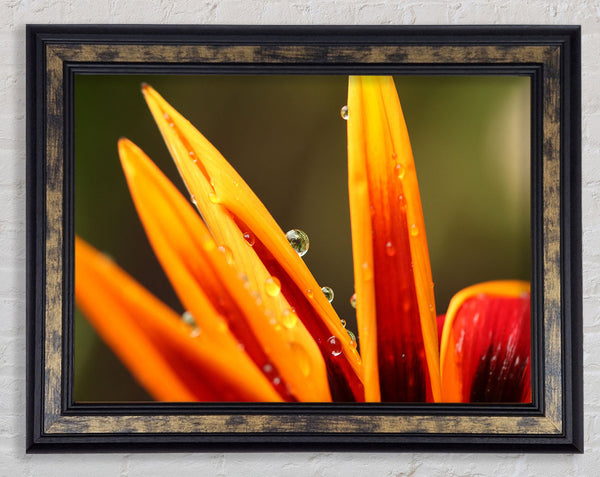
[{"x1": 75, "y1": 77, "x2": 531, "y2": 403}]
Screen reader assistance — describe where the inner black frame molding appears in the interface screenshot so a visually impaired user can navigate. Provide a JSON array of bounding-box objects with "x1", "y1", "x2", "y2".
[{"x1": 26, "y1": 25, "x2": 582, "y2": 452}]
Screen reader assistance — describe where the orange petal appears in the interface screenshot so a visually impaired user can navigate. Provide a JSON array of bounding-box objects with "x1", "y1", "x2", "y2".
[
  {"x1": 347, "y1": 76, "x2": 441, "y2": 402},
  {"x1": 141, "y1": 84, "x2": 364, "y2": 401},
  {"x1": 118, "y1": 138, "x2": 331, "y2": 402},
  {"x1": 75, "y1": 236, "x2": 283, "y2": 402},
  {"x1": 440, "y1": 280, "x2": 531, "y2": 403}
]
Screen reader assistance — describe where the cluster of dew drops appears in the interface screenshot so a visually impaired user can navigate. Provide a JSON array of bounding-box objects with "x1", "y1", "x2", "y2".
[
  {"x1": 285, "y1": 228, "x2": 357, "y2": 347},
  {"x1": 180, "y1": 105, "x2": 363, "y2": 357}
]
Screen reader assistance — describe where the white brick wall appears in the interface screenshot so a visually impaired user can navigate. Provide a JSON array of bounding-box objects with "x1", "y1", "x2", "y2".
[{"x1": 1, "y1": 1, "x2": 597, "y2": 475}]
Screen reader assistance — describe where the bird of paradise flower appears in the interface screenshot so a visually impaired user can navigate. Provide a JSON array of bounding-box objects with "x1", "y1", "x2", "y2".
[{"x1": 75, "y1": 76, "x2": 531, "y2": 403}]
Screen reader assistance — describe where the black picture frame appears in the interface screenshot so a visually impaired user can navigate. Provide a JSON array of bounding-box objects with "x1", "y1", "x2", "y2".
[{"x1": 26, "y1": 25, "x2": 582, "y2": 453}]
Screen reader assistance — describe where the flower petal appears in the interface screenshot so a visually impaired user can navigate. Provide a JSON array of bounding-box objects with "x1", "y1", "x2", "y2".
[
  {"x1": 75, "y1": 236, "x2": 283, "y2": 402},
  {"x1": 347, "y1": 76, "x2": 441, "y2": 402},
  {"x1": 141, "y1": 84, "x2": 364, "y2": 401},
  {"x1": 440, "y1": 280, "x2": 531, "y2": 403},
  {"x1": 118, "y1": 138, "x2": 332, "y2": 402}
]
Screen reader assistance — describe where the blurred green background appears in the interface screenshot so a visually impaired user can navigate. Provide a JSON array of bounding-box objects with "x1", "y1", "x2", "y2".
[{"x1": 74, "y1": 75, "x2": 530, "y2": 401}]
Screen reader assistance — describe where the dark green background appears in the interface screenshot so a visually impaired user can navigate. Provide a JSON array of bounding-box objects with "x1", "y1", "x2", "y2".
[{"x1": 74, "y1": 75, "x2": 530, "y2": 401}]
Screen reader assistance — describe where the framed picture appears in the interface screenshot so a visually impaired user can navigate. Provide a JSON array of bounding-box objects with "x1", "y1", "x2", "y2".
[{"x1": 26, "y1": 25, "x2": 582, "y2": 452}]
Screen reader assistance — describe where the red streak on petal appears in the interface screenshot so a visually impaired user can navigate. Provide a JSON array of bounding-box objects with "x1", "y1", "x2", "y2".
[{"x1": 370, "y1": 177, "x2": 429, "y2": 402}]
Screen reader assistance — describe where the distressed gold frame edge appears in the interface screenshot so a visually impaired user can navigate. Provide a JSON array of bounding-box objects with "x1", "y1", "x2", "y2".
[{"x1": 26, "y1": 25, "x2": 582, "y2": 452}]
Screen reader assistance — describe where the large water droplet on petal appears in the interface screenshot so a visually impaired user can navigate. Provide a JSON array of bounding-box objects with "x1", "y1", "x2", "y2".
[
  {"x1": 326, "y1": 336, "x2": 343, "y2": 356},
  {"x1": 243, "y1": 231, "x2": 256, "y2": 246},
  {"x1": 385, "y1": 241, "x2": 396, "y2": 257},
  {"x1": 350, "y1": 293, "x2": 357, "y2": 309},
  {"x1": 285, "y1": 229, "x2": 309, "y2": 257},
  {"x1": 410, "y1": 224, "x2": 419, "y2": 237},
  {"x1": 398, "y1": 194, "x2": 407, "y2": 210},
  {"x1": 218, "y1": 245, "x2": 234, "y2": 265},
  {"x1": 182, "y1": 311, "x2": 196, "y2": 327},
  {"x1": 395, "y1": 163, "x2": 405, "y2": 179},
  {"x1": 347, "y1": 329, "x2": 356, "y2": 344},
  {"x1": 340, "y1": 105, "x2": 349, "y2": 120},
  {"x1": 289, "y1": 342, "x2": 311, "y2": 377},
  {"x1": 281, "y1": 308, "x2": 298, "y2": 329},
  {"x1": 264, "y1": 276, "x2": 281, "y2": 297},
  {"x1": 208, "y1": 192, "x2": 219, "y2": 204},
  {"x1": 262, "y1": 363, "x2": 274, "y2": 374},
  {"x1": 321, "y1": 286, "x2": 334, "y2": 303},
  {"x1": 361, "y1": 262, "x2": 373, "y2": 281}
]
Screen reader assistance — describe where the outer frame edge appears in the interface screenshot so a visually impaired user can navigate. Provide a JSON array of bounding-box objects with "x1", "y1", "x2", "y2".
[{"x1": 25, "y1": 24, "x2": 583, "y2": 453}]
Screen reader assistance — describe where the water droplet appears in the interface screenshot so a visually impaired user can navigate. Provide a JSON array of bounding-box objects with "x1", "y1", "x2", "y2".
[
  {"x1": 306, "y1": 289, "x2": 314, "y2": 298},
  {"x1": 190, "y1": 194, "x2": 197, "y2": 205},
  {"x1": 182, "y1": 311, "x2": 196, "y2": 327},
  {"x1": 385, "y1": 241, "x2": 396, "y2": 256},
  {"x1": 395, "y1": 163, "x2": 405, "y2": 179},
  {"x1": 208, "y1": 192, "x2": 219, "y2": 204},
  {"x1": 233, "y1": 180, "x2": 239, "y2": 187},
  {"x1": 340, "y1": 105, "x2": 349, "y2": 120},
  {"x1": 361, "y1": 262, "x2": 373, "y2": 281},
  {"x1": 398, "y1": 194, "x2": 407, "y2": 210},
  {"x1": 285, "y1": 229, "x2": 309, "y2": 257},
  {"x1": 281, "y1": 308, "x2": 298, "y2": 329},
  {"x1": 289, "y1": 342, "x2": 311, "y2": 377},
  {"x1": 168, "y1": 122, "x2": 175, "y2": 128},
  {"x1": 218, "y1": 245, "x2": 234, "y2": 265},
  {"x1": 272, "y1": 376, "x2": 281, "y2": 385},
  {"x1": 428, "y1": 303, "x2": 434, "y2": 311},
  {"x1": 321, "y1": 286, "x2": 334, "y2": 303},
  {"x1": 326, "y1": 336, "x2": 343, "y2": 356},
  {"x1": 347, "y1": 329, "x2": 356, "y2": 343},
  {"x1": 210, "y1": 177, "x2": 216, "y2": 187},
  {"x1": 188, "y1": 150, "x2": 195, "y2": 157},
  {"x1": 340, "y1": 319, "x2": 347, "y2": 328},
  {"x1": 350, "y1": 293, "x2": 357, "y2": 309},
  {"x1": 392, "y1": 151, "x2": 397, "y2": 159},
  {"x1": 410, "y1": 224, "x2": 419, "y2": 237},
  {"x1": 243, "y1": 231, "x2": 255, "y2": 246},
  {"x1": 217, "y1": 320, "x2": 228, "y2": 333},
  {"x1": 163, "y1": 112, "x2": 170, "y2": 120},
  {"x1": 264, "y1": 276, "x2": 281, "y2": 297},
  {"x1": 262, "y1": 363, "x2": 274, "y2": 374},
  {"x1": 190, "y1": 328, "x2": 201, "y2": 338}
]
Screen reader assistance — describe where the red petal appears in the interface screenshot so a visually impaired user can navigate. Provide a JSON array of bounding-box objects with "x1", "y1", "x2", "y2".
[
  {"x1": 347, "y1": 76, "x2": 441, "y2": 402},
  {"x1": 440, "y1": 281, "x2": 531, "y2": 403}
]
